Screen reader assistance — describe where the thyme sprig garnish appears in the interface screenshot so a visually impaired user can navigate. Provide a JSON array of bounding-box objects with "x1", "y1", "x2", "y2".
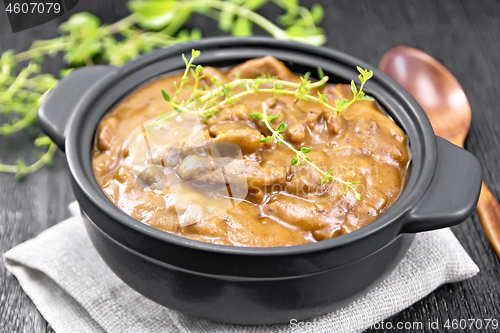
[
  {"x1": 1, "y1": 0, "x2": 326, "y2": 179},
  {"x1": 159, "y1": 50, "x2": 374, "y2": 200},
  {"x1": 160, "y1": 50, "x2": 346, "y2": 120}
]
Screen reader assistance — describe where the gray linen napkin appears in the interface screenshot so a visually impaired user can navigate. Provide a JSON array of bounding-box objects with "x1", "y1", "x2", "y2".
[{"x1": 3, "y1": 202, "x2": 479, "y2": 333}]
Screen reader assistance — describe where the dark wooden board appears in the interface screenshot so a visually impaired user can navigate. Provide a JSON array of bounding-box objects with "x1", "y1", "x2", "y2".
[{"x1": 1, "y1": 0, "x2": 499, "y2": 332}]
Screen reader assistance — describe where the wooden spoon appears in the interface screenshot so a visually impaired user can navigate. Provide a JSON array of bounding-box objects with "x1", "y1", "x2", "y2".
[{"x1": 379, "y1": 46, "x2": 500, "y2": 257}]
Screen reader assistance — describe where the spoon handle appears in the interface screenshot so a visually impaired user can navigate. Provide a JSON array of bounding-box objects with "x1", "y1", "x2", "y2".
[{"x1": 476, "y1": 182, "x2": 500, "y2": 257}]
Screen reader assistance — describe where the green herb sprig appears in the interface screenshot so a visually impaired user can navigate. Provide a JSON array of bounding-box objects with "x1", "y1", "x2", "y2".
[
  {"x1": 0, "y1": 0, "x2": 326, "y2": 179},
  {"x1": 260, "y1": 102, "x2": 362, "y2": 200},
  {"x1": 159, "y1": 50, "x2": 334, "y2": 120},
  {"x1": 159, "y1": 50, "x2": 374, "y2": 200},
  {"x1": 129, "y1": 0, "x2": 325, "y2": 45}
]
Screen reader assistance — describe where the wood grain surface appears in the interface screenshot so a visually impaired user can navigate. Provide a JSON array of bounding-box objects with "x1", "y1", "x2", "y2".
[{"x1": 1, "y1": 0, "x2": 499, "y2": 332}]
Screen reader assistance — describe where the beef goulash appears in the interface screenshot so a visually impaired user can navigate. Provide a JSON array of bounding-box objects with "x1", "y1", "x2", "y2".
[{"x1": 92, "y1": 56, "x2": 411, "y2": 247}]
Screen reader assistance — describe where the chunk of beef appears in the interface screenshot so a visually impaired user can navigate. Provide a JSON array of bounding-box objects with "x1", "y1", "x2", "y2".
[
  {"x1": 208, "y1": 104, "x2": 252, "y2": 126},
  {"x1": 264, "y1": 195, "x2": 330, "y2": 231},
  {"x1": 323, "y1": 83, "x2": 352, "y2": 101},
  {"x1": 325, "y1": 112, "x2": 345, "y2": 135},
  {"x1": 305, "y1": 107, "x2": 323, "y2": 128},
  {"x1": 200, "y1": 66, "x2": 228, "y2": 86},
  {"x1": 285, "y1": 122, "x2": 306, "y2": 143},
  {"x1": 97, "y1": 116, "x2": 118, "y2": 151},
  {"x1": 227, "y1": 56, "x2": 293, "y2": 80},
  {"x1": 212, "y1": 128, "x2": 262, "y2": 155},
  {"x1": 254, "y1": 100, "x2": 286, "y2": 133},
  {"x1": 176, "y1": 155, "x2": 230, "y2": 183},
  {"x1": 181, "y1": 130, "x2": 212, "y2": 157},
  {"x1": 151, "y1": 146, "x2": 182, "y2": 167},
  {"x1": 177, "y1": 156, "x2": 286, "y2": 190},
  {"x1": 354, "y1": 116, "x2": 404, "y2": 164},
  {"x1": 223, "y1": 202, "x2": 311, "y2": 247},
  {"x1": 285, "y1": 150, "x2": 331, "y2": 196}
]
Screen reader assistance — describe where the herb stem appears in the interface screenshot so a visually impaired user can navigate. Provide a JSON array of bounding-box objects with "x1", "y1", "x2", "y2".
[
  {"x1": 0, "y1": 84, "x2": 54, "y2": 135},
  {"x1": 197, "y1": 76, "x2": 329, "y2": 115},
  {"x1": 298, "y1": 6, "x2": 315, "y2": 28},
  {"x1": 0, "y1": 62, "x2": 14, "y2": 86},
  {"x1": 261, "y1": 102, "x2": 361, "y2": 198},
  {"x1": 101, "y1": 14, "x2": 138, "y2": 34},
  {"x1": 198, "y1": 76, "x2": 328, "y2": 103},
  {"x1": 178, "y1": 0, "x2": 289, "y2": 40},
  {"x1": 0, "y1": 62, "x2": 38, "y2": 101},
  {"x1": 13, "y1": 14, "x2": 137, "y2": 64},
  {"x1": 0, "y1": 108, "x2": 36, "y2": 136},
  {"x1": 14, "y1": 43, "x2": 69, "y2": 63},
  {"x1": 161, "y1": 75, "x2": 332, "y2": 119},
  {"x1": 0, "y1": 142, "x2": 57, "y2": 174},
  {"x1": 170, "y1": 51, "x2": 198, "y2": 105}
]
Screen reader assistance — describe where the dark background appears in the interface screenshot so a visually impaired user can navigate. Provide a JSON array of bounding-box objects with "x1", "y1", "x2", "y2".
[{"x1": 1, "y1": 0, "x2": 499, "y2": 332}]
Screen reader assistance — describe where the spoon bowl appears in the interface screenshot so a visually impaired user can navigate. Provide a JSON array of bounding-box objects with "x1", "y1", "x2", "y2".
[{"x1": 379, "y1": 46, "x2": 470, "y2": 147}]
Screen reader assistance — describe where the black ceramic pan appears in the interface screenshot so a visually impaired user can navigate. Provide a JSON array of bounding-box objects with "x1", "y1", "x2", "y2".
[{"x1": 38, "y1": 37, "x2": 482, "y2": 325}]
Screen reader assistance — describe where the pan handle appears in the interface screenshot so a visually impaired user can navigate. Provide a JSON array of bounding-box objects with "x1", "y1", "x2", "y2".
[
  {"x1": 403, "y1": 137, "x2": 482, "y2": 233},
  {"x1": 38, "y1": 66, "x2": 116, "y2": 152}
]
